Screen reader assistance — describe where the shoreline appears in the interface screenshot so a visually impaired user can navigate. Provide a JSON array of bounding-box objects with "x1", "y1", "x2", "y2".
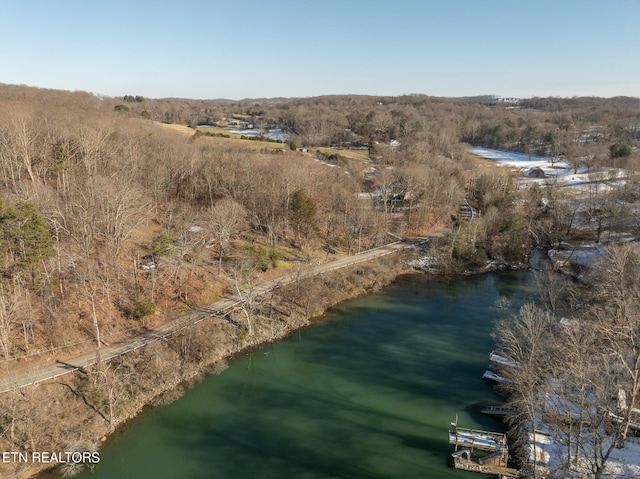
[{"x1": 27, "y1": 250, "x2": 416, "y2": 479}]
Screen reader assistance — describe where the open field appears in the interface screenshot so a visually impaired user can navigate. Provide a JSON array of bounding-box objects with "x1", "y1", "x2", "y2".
[
  {"x1": 159, "y1": 125, "x2": 372, "y2": 158},
  {"x1": 316, "y1": 147, "x2": 369, "y2": 162},
  {"x1": 158, "y1": 123, "x2": 288, "y2": 151}
]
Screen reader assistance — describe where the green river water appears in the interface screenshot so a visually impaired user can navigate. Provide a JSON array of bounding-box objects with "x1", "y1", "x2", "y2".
[{"x1": 62, "y1": 271, "x2": 531, "y2": 479}]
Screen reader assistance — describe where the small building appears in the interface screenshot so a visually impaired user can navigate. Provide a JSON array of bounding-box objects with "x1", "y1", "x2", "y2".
[{"x1": 526, "y1": 167, "x2": 547, "y2": 178}]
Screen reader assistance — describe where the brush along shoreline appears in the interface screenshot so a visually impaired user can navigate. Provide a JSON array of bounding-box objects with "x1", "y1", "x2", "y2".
[{"x1": 16, "y1": 250, "x2": 416, "y2": 479}]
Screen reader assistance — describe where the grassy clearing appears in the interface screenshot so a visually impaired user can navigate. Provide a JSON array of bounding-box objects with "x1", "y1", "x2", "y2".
[
  {"x1": 196, "y1": 125, "x2": 237, "y2": 137},
  {"x1": 207, "y1": 135, "x2": 287, "y2": 152},
  {"x1": 467, "y1": 153, "x2": 516, "y2": 176},
  {"x1": 158, "y1": 123, "x2": 193, "y2": 136},
  {"x1": 158, "y1": 123, "x2": 287, "y2": 152},
  {"x1": 316, "y1": 147, "x2": 369, "y2": 162}
]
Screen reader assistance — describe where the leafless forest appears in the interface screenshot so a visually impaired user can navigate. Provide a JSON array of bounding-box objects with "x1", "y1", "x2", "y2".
[{"x1": 0, "y1": 83, "x2": 639, "y2": 477}]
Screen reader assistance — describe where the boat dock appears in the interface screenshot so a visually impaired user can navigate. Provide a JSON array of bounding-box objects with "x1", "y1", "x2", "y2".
[
  {"x1": 449, "y1": 419, "x2": 521, "y2": 477},
  {"x1": 482, "y1": 350, "x2": 519, "y2": 385},
  {"x1": 447, "y1": 350, "x2": 529, "y2": 477},
  {"x1": 451, "y1": 450, "x2": 520, "y2": 478},
  {"x1": 489, "y1": 351, "x2": 520, "y2": 369},
  {"x1": 482, "y1": 369, "x2": 513, "y2": 385},
  {"x1": 481, "y1": 405, "x2": 518, "y2": 416},
  {"x1": 449, "y1": 423, "x2": 508, "y2": 452}
]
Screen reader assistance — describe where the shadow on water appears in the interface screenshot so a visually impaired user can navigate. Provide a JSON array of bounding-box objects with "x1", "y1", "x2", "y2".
[
  {"x1": 65, "y1": 272, "x2": 528, "y2": 479},
  {"x1": 163, "y1": 381, "x2": 487, "y2": 479}
]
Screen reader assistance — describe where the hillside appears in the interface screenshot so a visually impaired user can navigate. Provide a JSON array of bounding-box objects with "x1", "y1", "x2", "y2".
[
  {"x1": 0, "y1": 83, "x2": 639, "y2": 478},
  {"x1": 1, "y1": 83, "x2": 639, "y2": 377}
]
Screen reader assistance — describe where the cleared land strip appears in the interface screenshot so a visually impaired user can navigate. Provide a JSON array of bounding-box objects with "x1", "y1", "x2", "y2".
[{"x1": 0, "y1": 238, "x2": 424, "y2": 393}]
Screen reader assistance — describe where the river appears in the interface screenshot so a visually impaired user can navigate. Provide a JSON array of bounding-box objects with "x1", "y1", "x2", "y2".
[{"x1": 57, "y1": 271, "x2": 531, "y2": 479}]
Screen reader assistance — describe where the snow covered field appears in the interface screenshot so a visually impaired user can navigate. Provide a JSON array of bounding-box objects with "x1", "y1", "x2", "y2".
[
  {"x1": 469, "y1": 146, "x2": 626, "y2": 192},
  {"x1": 469, "y1": 146, "x2": 548, "y2": 165},
  {"x1": 228, "y1": 128, "x2": 287, "y2": 142}
]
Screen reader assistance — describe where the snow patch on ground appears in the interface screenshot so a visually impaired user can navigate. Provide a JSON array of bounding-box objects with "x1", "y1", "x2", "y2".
[
  {"x1": 228, "y1": 128, "x2": 287, "y2": 142},
  {"x1": 472, "y1": 147, "x2": 640, "y2": 478},
  {"x1": 547, "y1": 244, "x2": 606, "y2": 268},
  {"x1": 312, "y1": 157, "x2": 339, "y2": 168},
  {"x1": 470, "y1": 146, "x2": 548, "y2": 165},
  {"x1": 534, "y1": 430, "x2": 640, "y2": 478},
  {"x1": 469, "y1": 147, "x2": 627, "y2": 192}
]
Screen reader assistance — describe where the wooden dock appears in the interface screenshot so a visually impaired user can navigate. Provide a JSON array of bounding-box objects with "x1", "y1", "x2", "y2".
[
  {"x1": 449, "y1": 424, "x2": 508, "y2": 452},
  {"x1": 482, "y1": 368, "x2": 513, "y2": 385},
  {"x1": 481, "y1": 405, "x2": 518, "y2": 416},
  {"x1": 489, "y1": 351, "x2": 520, "y2": 369},
  {"x1": 449, "y1": 419, "x2": 522, "y2": 477},
  {"x1": 451, "y1": 450, "x2": 520, "y2": 478}
]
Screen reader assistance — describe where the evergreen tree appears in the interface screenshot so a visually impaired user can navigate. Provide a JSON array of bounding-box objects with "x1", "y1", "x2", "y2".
[
  {"x1": 610, "y1": 142, "x2": 632, "y2": 159},
  {"x1": 290, "y1": 189, "x2": 317, "y2": 241},
  {"x1": 0, "y1": 201, "x2": 55, "y2": 267}
]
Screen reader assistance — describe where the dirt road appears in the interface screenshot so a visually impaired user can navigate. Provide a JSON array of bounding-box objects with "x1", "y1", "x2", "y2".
[{"x1": 0, "y1": 239, "x2": 424, "y2": 393}]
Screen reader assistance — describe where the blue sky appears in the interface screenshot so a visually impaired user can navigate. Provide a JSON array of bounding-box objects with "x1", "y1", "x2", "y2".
[{"x1": 1, "y1": 0, "x2": 638, "y2": 100}]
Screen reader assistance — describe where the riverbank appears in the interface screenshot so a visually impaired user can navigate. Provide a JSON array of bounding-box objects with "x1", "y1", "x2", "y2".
[
  {"x1": 65, "y1": 269, "x2": 521, "y2": 479},
  {"x1": 16, "y1": 250, "x2": 415, "y2": 479}
]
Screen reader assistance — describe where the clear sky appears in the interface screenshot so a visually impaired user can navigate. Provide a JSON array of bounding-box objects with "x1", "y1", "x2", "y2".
[{"x1": 1, "y1": 0, "x2": 638, "y2": 100}]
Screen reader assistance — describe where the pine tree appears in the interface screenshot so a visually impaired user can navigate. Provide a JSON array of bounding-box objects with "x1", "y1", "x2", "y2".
[
  {"x1": 290, "y1": 189, "x2": 317, "y2": 242},
  {"x1": 0, "y1": 201, "x2": 55, "y2": 268}
]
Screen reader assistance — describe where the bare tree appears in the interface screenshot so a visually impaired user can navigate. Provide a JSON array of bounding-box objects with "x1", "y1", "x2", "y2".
[
  {"x1": 0, "y1": 280, "x2": 25, "y2": 362},
  {"x1": 94, "y1": 175, "x2": 149, "y2": 253},
  {"x1": 493, "y1": 304, "x2": 557, "y2": 478},
  {"x1": 0, "y1": 108, "x2": 41, "y2": 187},
  {"x1": 542, "y1": 244, "x2": 640, "y2": 477},
  {"x1": 374, "y1": 167, "x2": 398, "y2": 214},
  {"x1": 229, "y1": 261, "x2": 264, "y2": 337},
  {"x1": 73, "y1": 258, "x2": 104, "y2": 348},
  {"x1": 207, "y1": 198, "x2": 248, "y2": 276},
  {"x1": 73, "y1": 121, "x2": 114, "y2": 176},
  {"x1": 87, "y1": 360, "x2": 132, "y2": 430},
  {"x1": 584, "y1": 173, "x2": 626, "y2": 243},
  {"x1": 591, "y1": 244, "x2": 640, "y2": 444},
  {"x1": 544, "y1": 318, "x2": 598, "y2": 473},
  {"x1": 533, "y1": 269, "x2": 576, "y2": 314},
  {"x1": 66, "y1": 174, "x2": 149, "y2": 256}
]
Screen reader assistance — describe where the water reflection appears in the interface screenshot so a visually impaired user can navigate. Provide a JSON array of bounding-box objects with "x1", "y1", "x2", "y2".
[{"x1": 60, "y1": 272, "x2": 530, "y2": 479}]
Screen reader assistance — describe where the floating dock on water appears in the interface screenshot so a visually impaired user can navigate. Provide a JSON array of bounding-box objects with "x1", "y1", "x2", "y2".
[
  {"x1": 450, "y1": 350, "x2": 531, "y2": 476},
  {"x1": 482, "y1": 369, "x2": 513, "y2": 385},
  {"x1": 482, "y1": 350, "x2": 519, "y2": 385},
  {"x1": 449, "y1": 419, "x2": 521, "y2": 478},
  {"x1": 449, "y1": 423, "x2": 508, "y2": 452},
  {"x1": 481, "y1": 405, "x2": 518, "y2": 416},
  {"x1": 489, "y1": 351, "x2": 520, "y2": 369}
]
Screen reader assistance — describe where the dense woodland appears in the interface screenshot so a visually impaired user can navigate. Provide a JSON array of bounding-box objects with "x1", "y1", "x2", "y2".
[{"x1": 0, "y1": 83, "x2": 639, "y2": 477}]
